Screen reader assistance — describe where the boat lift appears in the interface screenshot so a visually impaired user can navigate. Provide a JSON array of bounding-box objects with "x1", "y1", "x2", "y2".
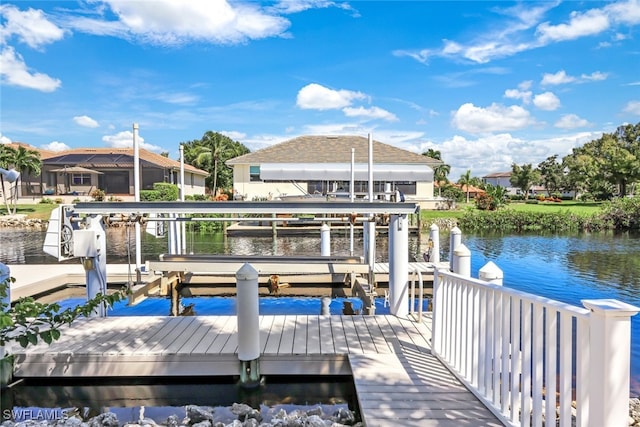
[{"x1": 42, "y1": 201, "x2": 419, "y2": 317}]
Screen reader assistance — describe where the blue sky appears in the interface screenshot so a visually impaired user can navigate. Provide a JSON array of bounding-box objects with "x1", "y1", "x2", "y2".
[{"x1": 1, "y1": 0, "x2": 639, "y2": 179}]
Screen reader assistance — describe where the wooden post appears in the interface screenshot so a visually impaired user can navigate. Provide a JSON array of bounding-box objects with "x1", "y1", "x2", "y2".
[{"x1": 582, "y1": 299, "x2": 639, "y2": 427}]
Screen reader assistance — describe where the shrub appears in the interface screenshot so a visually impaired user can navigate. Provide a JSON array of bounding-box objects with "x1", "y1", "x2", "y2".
[
  {"x1": 38, "y1": 198, "x2": 53, "y2": 204},
  {"x1": 141, "y1": 183, "x2": 179, "y2": 202},
  {"x1": 600, "y1": 196, "x2": 640, "y2": 230},
  {"x1": 91, "y1": 188, "x2": 106, "y2": 201}
]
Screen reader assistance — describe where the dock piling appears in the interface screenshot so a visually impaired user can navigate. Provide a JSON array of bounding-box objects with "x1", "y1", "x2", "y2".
[{"x1": 236, "y1": 263, "x2": 261, "y2": 388}]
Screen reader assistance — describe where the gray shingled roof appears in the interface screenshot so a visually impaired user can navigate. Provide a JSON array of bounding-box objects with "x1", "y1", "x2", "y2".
[{"x1": 226, "y1": 135, "x2": 442, "y2": 166}]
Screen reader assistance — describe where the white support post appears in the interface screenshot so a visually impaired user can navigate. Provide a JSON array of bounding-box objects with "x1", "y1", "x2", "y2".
[
  {"x1": 453, "y1": 243, "x2": 471, "y2": 277},
  {"x1": 179, "y1": 144, "x2": 186, "y2": 254},
  {"x1": 449, "y1": 226, "x2": 461, "y2": 270},
  {"x1": 1, "y1": 263, "x2": 10, "y2": 361},
  {"x1": 82, "y1": 216, "x2": 107, "y2": 317},
  {"x1": 582, "y1": 299, "x2": 639, "y2": 427},
  {"x1": 428, "y1": 223, "x2": 440, "y2": 263},
  {"x1": 479, "y1": 261, "x2": 503, "y2": 285},
  {"x1": 133, "y1": 123, "x2": 142, "y2": 274},
  {"x1": 349, "y1": 147, "x2": 355, "y2": 256},
  {"x1": 389, "y1": 214, "x2": 409, "y2": 317},
  {"x1": 320, "y1": 223, "x2": 331, "y2": 256},
  {"x1": 236, "y1": 263, "x2": 261, "y2": 387}
]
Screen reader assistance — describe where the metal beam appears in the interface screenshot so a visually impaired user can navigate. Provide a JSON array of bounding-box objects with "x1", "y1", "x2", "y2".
[{"x1": 71, "y1": 201, "x2": 419, "y2": 216}]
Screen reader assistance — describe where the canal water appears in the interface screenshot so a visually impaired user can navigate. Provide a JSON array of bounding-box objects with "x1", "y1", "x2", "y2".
[{"x1": 1, "y1": 227, "x2": 639, "y2": 395}]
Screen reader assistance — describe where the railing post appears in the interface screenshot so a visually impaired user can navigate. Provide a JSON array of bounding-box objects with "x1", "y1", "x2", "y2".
[
  {"x1": 432, "y1": 267, "x2": 442, "y2": 354},
  {"x1": 582, "y1": 299, "x2": 639, "y2": 427},
  {"x1": 449, "y1": 226, "x2": 461, "y2": 270},
  {"x1": 479, "y1": 261, "x2": 503, "y2": 285},
  {"x1": 452, "y1": 243, "x2": 471, "y2": 277},
  {"x1": 428, "y1": 223, "x2": 440, "y2": 263}
]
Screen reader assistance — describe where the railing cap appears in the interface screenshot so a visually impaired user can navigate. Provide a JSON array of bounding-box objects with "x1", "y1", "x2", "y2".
[{"x1": 582, "y1": 299, "x2": 640, "y2": 317}]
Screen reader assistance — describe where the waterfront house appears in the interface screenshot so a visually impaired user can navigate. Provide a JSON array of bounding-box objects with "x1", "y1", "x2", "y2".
[
  {"x1": 226, "y1": 135, "x2": 443, "y2": 208},
  {"x1": 8, "y1": 144, "x2": 208, "y2": 199}
]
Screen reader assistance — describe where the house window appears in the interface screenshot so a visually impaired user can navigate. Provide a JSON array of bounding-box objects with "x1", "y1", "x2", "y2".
[
  {"x1": 250, "y1": 165, "x2": 261, "y2": 182},
  {"x1": 72, "y1": 173, "x2": 91, "y2": 185}
]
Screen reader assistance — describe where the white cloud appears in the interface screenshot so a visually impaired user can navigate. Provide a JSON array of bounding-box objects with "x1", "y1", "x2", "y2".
[
  {"x1": 0, "y1": 134, "x2": 12, "y2": 144},
  {"x1": 296, "y1": 83, "x2": 367, "y2": 110},
  {"x1": 71, "y1": 0, "x2": 291, "y2": 46},
  {"x1": 0, "y1": 46, "x2": 61, "y2": 91},
  {"x1": 555, "y1": 114, "x2": 591, "y2": 129},
  {"x1": 73, "y1": 115, "x2": 99, "y2": 128},
  {"x1": 154, "y1": 91, "x2": 199, "y2": 105},
  {"x1": 541, "y1": 70, "x2": 575, "y2": 86},
  {"x1": 606, "y1": 0, "x2": 640, "y2": 26},
  {"x1": 342, "y1": 106, "x2": 398, "y2": 122},
  {"x1": 221, "y1": 130, "x2": 246, "y2": 141},
  {"x1": 542, "y1": 70, "x2": 608, "y2": 87},
  {"x1": 537, "y1": 8, "x2": 610, "y2": 43},
  {"x1": 395, "y1": 1, "x2": 639, "y2": 66},
  {"x1": 533, "y1": 92, "x2": 561, "y2": 111},
  {"x1": 0, "y1": 4, "x2": 66, "y2": 49},
  {"x1": 581, "y1": 71, "x2": 608, "y2": 81},
  {"x1": 623, "y1": 100, "x2": 640, "y2": 115},
  {"x1": 421, "y1": 131, "x2": 602, "y2": 179},
  {"x1": 41, "y1": 141, "x2": 70, "y2": 151},
  {"x1": 504, "y1": 88, "x2": 532, "y2": 104},
  {"x1": 102, "y1": 130, "x2": 163, "y2": 153},
  {"x1": 451, "y1": 103, "x2": 535, "y2": 134}
]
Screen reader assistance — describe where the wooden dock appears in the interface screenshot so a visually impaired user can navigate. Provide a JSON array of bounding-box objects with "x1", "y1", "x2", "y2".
[{"x1": 10, "y1": 313, "x2": 502, "y2": 426}]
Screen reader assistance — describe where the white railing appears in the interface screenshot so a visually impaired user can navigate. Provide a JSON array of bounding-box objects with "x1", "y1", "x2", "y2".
[
  {"x1": 432, "y1": 268, "x2": 638, "y2": 427},
  {"x1": 409, "y1": 269, "x2": 425, "y2": 322}
]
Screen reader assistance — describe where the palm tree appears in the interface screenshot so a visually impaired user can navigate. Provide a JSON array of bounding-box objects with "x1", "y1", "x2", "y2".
[
  {"x1": 0, "y1": 145, "x2": 16, "y2": 214},
  {"x1": 433, "y1": 163, "x2": 451, "y2": 196},
  {"x1": 193, "y1": 131, "x2": 249, "y2": 195},
  {"x1": 9, "y1": 146, "x2": 41, "y2": 213},
  {"x1": 458, "y1": 169, "x2": 473, "y2": 203},
  {"x1": 422, "y1": 148, "x2": 442, "y2": 160}
]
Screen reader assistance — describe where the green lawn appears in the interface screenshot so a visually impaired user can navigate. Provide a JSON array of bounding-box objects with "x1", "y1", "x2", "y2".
[
  {"x1": 1, "y1": 203, "x2": 59, "y2": 220},
  {"x1": 420, "y1": 200, "x2": 603, "y2": 222},
  {"x1": 505, "y1": 200, "x2": 603, "y2": 216}
]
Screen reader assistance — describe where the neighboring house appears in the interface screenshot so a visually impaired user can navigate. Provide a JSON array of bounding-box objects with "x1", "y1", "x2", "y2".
[
  {"x1": 482, "y1": 171, "x2": 512, "y2": 188},
  {"x1": 226, "y1": 135, "x2": 443, "y2": 208},
  {"x1": 8, "y1": 144, "x2": 208, "y2": 199}
]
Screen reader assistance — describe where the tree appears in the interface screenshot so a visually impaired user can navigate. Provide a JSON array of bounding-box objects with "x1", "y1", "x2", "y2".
[
  {"x1": 538, "y1": 155, "x2": 564, "y2": 196},
  {"x1": 182, "y1": 132, "x2": 249, "y2": 195},
  {"x1": 510, "y1": 163, "x2": 540, "y2": 200},
  {"x1": 0, "y1": 145, "x2": 16, "y2": 214},
  {"x1": 422, "y1": 148, "x2": 442, "y2": 160},
  {"x1": 457, "y1": 169, "x2": 473, "y2": 203},
  {"x1": 562, "y1": 122, "x2": 640, "y2": 200},
  {"x1": 9, "y1": 146, "x2": 41, "y2": 213},
  {"x1": 422, "y1": 148, "x2": 450, "y2": 196}
]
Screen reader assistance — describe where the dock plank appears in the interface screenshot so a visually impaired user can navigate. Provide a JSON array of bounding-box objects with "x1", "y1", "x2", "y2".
[
  {"x1": 292, "y1": 315, "x2": 308, "y2": 355},
  {"x1": 263, "y1": 315, "x2": 284, "y2": 355},
  {"x1": 306, "y1": 315, "x2": 321, "y2": 355},
  {"x1": 318, "y1": 315, "x2": 335, "y2": 354},
  {"x1": 277, "y1": 315, "x2": 295, "y2": 354},
  {"x1": 10, "y1": 314, "x2": 500, "y2": 427}
]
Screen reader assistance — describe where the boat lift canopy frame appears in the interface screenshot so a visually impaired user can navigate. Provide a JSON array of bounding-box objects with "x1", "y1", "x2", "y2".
[{"x1": 71, "y1": 201, "x2": 420, "y2": 217}]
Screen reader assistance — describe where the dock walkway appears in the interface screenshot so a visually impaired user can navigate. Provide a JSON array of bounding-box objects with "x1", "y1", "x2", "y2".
[{"x1": 10, "y1": 313, "x2": 502, "y2": 426}]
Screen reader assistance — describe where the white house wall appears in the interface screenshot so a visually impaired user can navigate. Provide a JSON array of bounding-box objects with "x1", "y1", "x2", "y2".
[{"x1": 233, "y1": 164, "x2": 436, "y2": 201}]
